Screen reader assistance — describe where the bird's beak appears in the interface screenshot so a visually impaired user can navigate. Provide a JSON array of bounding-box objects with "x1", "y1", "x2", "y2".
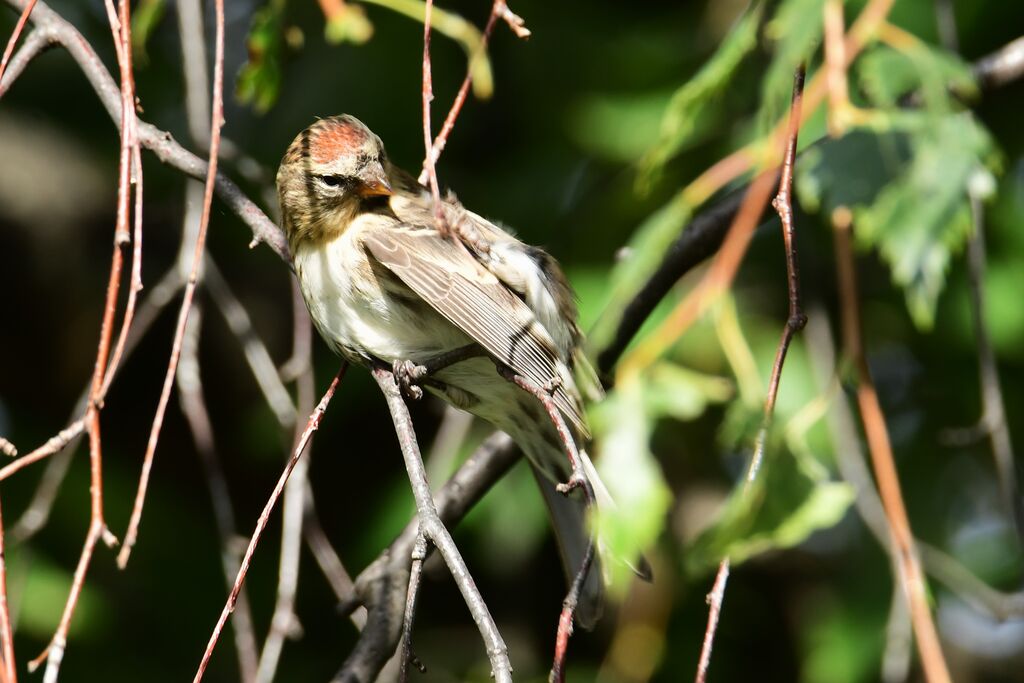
[{"x1": 357, "y1": 170, "x2": 392, "y2": 198}]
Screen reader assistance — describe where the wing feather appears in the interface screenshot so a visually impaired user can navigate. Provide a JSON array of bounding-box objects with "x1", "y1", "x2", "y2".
[{"x1": 362, "y1": 224, "x2": 588, "y2": 436}]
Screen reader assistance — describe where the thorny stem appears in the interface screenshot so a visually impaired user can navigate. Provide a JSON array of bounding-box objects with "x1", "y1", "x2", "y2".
[
  {"x1": 118, "y1": 0, "x2": 226, "y2": 569},
  {"x1": 371, "y1": 366, "x2": 512, "y2": 683},
  {"x1": 694, "y1": 66, "x2": 806, "y2": 683},
  {"x1": 193, "y1": 366, "x2": 347, "y2": 683},
  {"x1": 832, "y1": 209, "x2": 952, "y2": 683}
]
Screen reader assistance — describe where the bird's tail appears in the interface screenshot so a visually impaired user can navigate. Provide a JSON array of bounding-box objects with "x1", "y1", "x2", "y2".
[{"x1": 529, "y1": 459, "x2": 605, "y2": 630}]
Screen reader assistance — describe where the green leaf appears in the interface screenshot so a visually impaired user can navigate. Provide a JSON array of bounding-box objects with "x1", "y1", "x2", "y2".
[
  {"x1": 685, "y1": 427, "x2": 854, "y2": 574},
  {"x1": 857, "y1": 43, "x2": 977, "y2": 112},
  {"x1": 12, "y1": 553, "x2": 109, "y2": 640},
  {"x1": 855, "y1": 114, "x2": 999, "y2": 328},
  {"x1": 643, "y1": 362, "x2": 734, "y2": 421},
  {"x1": 636, "y1": 3, "x2": 763, "y2": 191},
  {"x1": 567, "y1": 89, "x2": 675, "y2": 163},
  {"x1": 756, "y1": 0, "x2": 826, "y2": 134},
  {"x1": 236, "y1": 0, "x2": 287, "y2": 114},
  {"x1": 590, "y1": 379, "x2": 673, "y2": 593},
  {"x1": 130, "y1": 0, "x2": 167, "y2": 67},
  {"x1": 796, "y1": 114, "x2": 1000, "y2": 328}
]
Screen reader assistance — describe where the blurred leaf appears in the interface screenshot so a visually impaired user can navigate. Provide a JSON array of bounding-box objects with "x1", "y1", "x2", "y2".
[
  {"x1": 13, "y1": 554, "x2": 108, "y2": 640},
  {"x1": 797, "y1": 114, "x2": 1000, "y2": 328},
  {"x1": 855, "y1": 114, "x2": 999, "y2": 328},
  {"x1": 857, "y1": 43, "x2": 977, "y2": 112},
  {"x1": 643, "y1": 362, "x2": 733, "y2": 421},
  {"x1": 637, "y1": 3, "x2": 763, "y2": 191},
  {"x1": 686, "y1": 428, "x2": 854, "y2": 574},
  {"x1": 236, "y1": 0, "x2": 287, "y2": 114},
  {"x1": 756, "y1": 0, "x2": 825, "y2": 134},
  {"x1": 568, "y1": 89, "x2": 674, "y2": 163},
  {"x1": 800, "y1": 595, "x2": 882, "y2": 683},
  {"x1": 361, "y1": 0, "x2": 493, "y2": 99},
  {"x1": 130, "y1": 0, "x2": 167, "y2": 67},
  {"x1": 589, "y1": 195, "x2": 692, "y2": 354},
  {"x1": 325, "y1": 2, "x2": 374, "y2": 44},
  {"x1": 590, "y1": 378, "x2": 673, "y2": 593}
]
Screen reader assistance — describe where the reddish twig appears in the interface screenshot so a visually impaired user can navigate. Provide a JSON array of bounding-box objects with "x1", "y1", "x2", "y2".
[
  {"x1": 118, "y1": 0, "x2": 226, "y2": 568},
  {"x1": 0, "y1": 420, "x2": 84, "y2": 482},
  {"x1": 694, "y1": 66, "x2": 806, "y2": 683},
  {"x1": 0, "y1": 0, "x2": 36, "y2": 91},
  {"x1": 193, "y1": 366, "x2": 347, "y2": 683},
  {"x1": 832, "y1": 208, "x2": 952, "y2": 683},
  {"x1": 497, "y1": 366, "x2": 596, "y2": 682},
  {"x1": 417, "y1": 0, "x2": 529, "y2": 185},
  {"x1": 0, "y1": 498, "x2": 15, "y2": 683},
  {"x1": 419, "y1": 0, "x2": 448, "y2": 233},
  {"x1": 176, "y1": 308, "x2": 261, "y2": 683},
  {"x1": 254, "y1": 285, "x2": 315, "y2": 683}
]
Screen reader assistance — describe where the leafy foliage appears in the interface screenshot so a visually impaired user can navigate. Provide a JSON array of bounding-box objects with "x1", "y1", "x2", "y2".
[{"x1": 236, "y1": 0, "x2": 288, "y2": 114}]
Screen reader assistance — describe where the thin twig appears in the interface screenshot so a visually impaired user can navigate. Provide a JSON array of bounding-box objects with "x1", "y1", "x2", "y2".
[
  {"x1": 336, "y1": 431, "x2": 519, "y2": 681},
  {"x1": 193, "y1": 367, "x2": 347, "y2": 683},
  {"x1": 205, "y1": 258, "x2": 297, "y2": 428},
  {"x1": 118, "y1": 0, "x2": 226, "y2": 568},
  {"x1": 0, "y1": 0, "x2": 289, "y2": 262},
  {"x1": 419, "y1": 0, "x2": 448, "y2": 233},
  {"x1": 177, "y1": 308, "x2": 261, "y2": 683},
  {"x1": 418, "y1": 0, "x2": 529, "y2": 185},
  {"x1": 693, "y1": 66, "x2": 807, "y2": 683},
  {"x1": 0, "y1": 498, "x2": 16, "y2": 683},
  {"x1": 0, "y1": 0, "x2": 36, "y2": 89},
  {"x1": 0, "y1": 421, "x2": 84, "y2": 483},
  {"x1": 370, "y1": 366, "x2": 512, "y2": 682},
  {"x1": 832, "y1": 208, "x2": 951, "y2": 683},
  {"x1": 254, "y1": 284, "x2": 316, "y2": 683},
  {"x1": 496, "y1": 367, "x2": 596, "y2": 682}
]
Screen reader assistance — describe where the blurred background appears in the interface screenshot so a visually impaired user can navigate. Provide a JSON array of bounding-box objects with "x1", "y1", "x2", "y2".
[{"x1": 1, "y1": 0, "x2": 1023, "y2": 680}]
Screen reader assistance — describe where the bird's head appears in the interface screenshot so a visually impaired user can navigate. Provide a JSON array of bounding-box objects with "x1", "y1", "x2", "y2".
[{"x1": 277, "y1": 115, "x2": 393, "y2": 251}]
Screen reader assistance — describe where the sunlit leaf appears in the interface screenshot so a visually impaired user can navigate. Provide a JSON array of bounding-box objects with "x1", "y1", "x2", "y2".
[
  {"x1": 590, "y1": 379, "x2": 673, "y2": 593},
  {"x1": 325, "y1": 2, "x2": 374, "y2": 44},
  {"x1": 797, "y1": 113, "x2": 1000, "y2": 328},
  {"x1": 636, "y1": 3, "x2": 763, "y2": 191},
  {"x1": 568, "y1": 89, "x2": 675, "y2": 163},
  {"x1": 756, "y1": 0, "x2": 825, "y2": 134}
]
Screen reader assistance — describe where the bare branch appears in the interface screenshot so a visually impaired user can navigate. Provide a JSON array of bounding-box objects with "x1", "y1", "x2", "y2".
[
  {"x1": 193, "y1": 366, "x2": 347, "y2": 683},
  {"x1": 0, "y1": 0, "x2": 289, "y2": 263},
  {"x1": 119, "y1": 0, "x2": 228, "y2": 568},
  {"x1": 694, "y1": 66, "x2": 807, "y2": 683},
  {"x1": 833, "y1": 208, "x2": 951, "y2": 683}
]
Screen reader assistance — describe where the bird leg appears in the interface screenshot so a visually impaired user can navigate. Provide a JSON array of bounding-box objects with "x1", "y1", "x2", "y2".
[
  {"x1": 389, "y1": 344, "x2": 487, "y2": 401},
  {"x1": 443, "y1": 192, "x2": 491, "y2": 256}
]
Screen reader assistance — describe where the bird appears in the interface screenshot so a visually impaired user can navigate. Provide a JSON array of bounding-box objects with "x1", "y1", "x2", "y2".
[{"x1": 277, "y1": 114, "x2": 628, "y2": 627}]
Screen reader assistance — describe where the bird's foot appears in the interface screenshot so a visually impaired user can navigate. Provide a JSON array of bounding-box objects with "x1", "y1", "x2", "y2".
[{"x1": 393, "y1": 359, "x2": 428, "y2": 401}]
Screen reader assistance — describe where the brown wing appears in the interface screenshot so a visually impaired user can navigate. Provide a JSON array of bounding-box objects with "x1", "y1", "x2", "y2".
[{"x1": 362, "y1": 223, "x2": 588, "y2": 437}]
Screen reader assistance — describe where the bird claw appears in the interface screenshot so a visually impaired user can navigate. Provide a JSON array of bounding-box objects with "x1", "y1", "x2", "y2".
[{"x1": 393, "y1": 359, "x2": 427, "y2": 401}]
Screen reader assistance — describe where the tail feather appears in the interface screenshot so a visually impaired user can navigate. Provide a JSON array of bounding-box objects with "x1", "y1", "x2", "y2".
[{"x1": 530, "y1": 463, "x2": 604, "y2": 630}]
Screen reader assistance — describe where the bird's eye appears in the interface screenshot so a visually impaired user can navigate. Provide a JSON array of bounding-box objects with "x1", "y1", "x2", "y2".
[{"x1": 318, "y1": 175, "x2": 345, "y2": 188}]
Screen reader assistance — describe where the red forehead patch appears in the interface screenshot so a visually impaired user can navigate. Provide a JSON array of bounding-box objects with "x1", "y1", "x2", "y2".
[{"x1": 311, "y1": 119, "x2": 368, "y2": 163}]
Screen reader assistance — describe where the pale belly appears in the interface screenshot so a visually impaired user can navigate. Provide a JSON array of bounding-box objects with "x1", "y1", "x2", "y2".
[{"x1": 293, "y1": 233, "x2": 471, "y2": 365}]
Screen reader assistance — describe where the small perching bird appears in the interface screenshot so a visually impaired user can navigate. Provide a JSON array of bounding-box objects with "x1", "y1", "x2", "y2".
[{"x1": 277, "y1": 114, "x2": 630, "y2": 627}]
